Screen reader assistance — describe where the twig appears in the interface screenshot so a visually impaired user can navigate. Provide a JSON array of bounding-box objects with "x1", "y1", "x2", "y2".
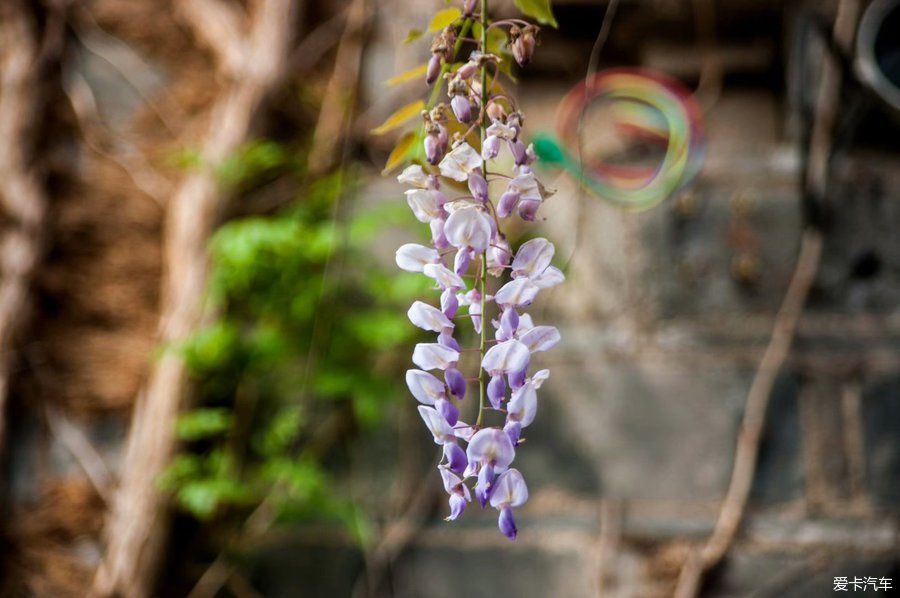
[
  {"x1": 43, "y1": 403, "x2": 115, "y2": 504},
  {"x1": 306, "y1": 0, "x2": 369, "y2": 175},
  {"x1": 674, "y1": 230, "x2": 823, "y2": 598}
]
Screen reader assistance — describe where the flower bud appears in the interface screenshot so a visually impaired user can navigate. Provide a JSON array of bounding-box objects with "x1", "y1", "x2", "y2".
[
  {"x1": 431, "y1": 218, "x2": 449, "y2": 249},
  {"x1": 451, "y1": 94, "x2": 473, "y2": 123},
  {"x1": 509, "y1": 139, "x2": 527, "y2": 165},
  {"x1": 463, "y1": 0, "x2": 477, "y2": 17},
  {"x1": 486, "y1": 100, "x2": 506, "y2": 123},
  {"x1": 468, "y1": 170, "x2": 488, "y2": 201},
  {"x1": 510, "y1": 25, "x2": 538, "y2": 67},
  {"x1": 426, "y1": 53, "x2": 442, "y2": 85},
  {"x1": 443, "y1": 442, "x2": 467, "y2": 474},
  {"x1": 487, "y1": 374, "x2": 507, "y2": 409},
  {"x1": 441, "y1": 287, "x2": 459, "y2": 318},
  {"x1": 456, "y1": 60, "x2": 479, "y2": 80},
  {"x1": 454, "y1": 247, "x2": 472, "y2": 275},
  {"x1": 482, "y1": 134, "x2": 501, "y2": 160}
]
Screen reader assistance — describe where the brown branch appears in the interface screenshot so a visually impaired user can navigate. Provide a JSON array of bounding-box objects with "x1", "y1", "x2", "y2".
[
  {"x1": 178, "y1": 0, "x2": 249, "y2": 76},
  {"x1": 674, "y1": 2, "x2": 860, "y2": 594},
  {"x1": 90, "y1": 2, "x2": 297, "y2": 596},
  {"x1": 0, "y1": 3, "x2": 52, "y2": 455},
  {"x1": 306, "y1": 0, "x2": 369, "y2": 176}
]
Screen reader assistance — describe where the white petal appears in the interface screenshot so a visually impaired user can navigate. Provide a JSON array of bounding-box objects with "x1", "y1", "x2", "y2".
[
  {"x1": 444, "y1": 207, "x2": 491, "y2": 253},
  {"x1": 405, "y1": 189, "x2": 444, "y2": 223},
  {"x1": 397, "y1": 164, "x2": 430, "y2": 188},
  {"x1": 531, "y1": 369, "x2": 550, "y2": 389},
  {"x1": 439, "y1": 142, "x2": 483, "y2": 182},
  {"x1": 532, "y1": 265, "x2": 565, "y2": 289},
  {"x1": 518, "y1": 326, "x2": 560, "y2": 352},
  {"x1": 481, "y1": 339, "x2": 530, "y2": 374},
  {"x1": 489, "y1": 468, "x2": 529, "y2": 508},
  {"x1": 413, "y1": 343, "x2": 460, "y2": 371},
  {"x1": 494, "y1": 278, "x2": 540, "y2": 307},
  {"x1": 423, "y1": 263, "x2": 466, "y2": 290},
  {"x1": 408, "y1": 301, "x2": 453, "y2": 332},
  {"x1": 406, "y1": 369, "x2": 446, "y2": 405},
  {"x1": 511, "y1": 238, "x2": 554, "y2": 279},
  {"x1": 453, "y1": 421, "x2": 476, "y2": 442},
  {"x1": 507, "y1": 382, "x2": 537, "y2": 428},
  {"x1": 396, "y1": 243, "x2": 439, "y2": 272},
  {"x1": 466, "y1": 428, "x2": 515, "y2": 472},
  {"x1": 418, "y1": 406, "x2": 455, "y2": 444}
]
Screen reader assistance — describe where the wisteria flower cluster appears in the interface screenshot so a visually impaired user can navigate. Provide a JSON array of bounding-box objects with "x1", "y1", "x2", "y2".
[{"x1": 394, "y1": 0, "x2": 562, "y2": 541}]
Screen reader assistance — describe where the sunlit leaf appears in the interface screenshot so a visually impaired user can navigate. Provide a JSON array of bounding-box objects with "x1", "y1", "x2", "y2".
[
  {"x1": 371, "y1": 100, "x2": 425, "y2": 135},
  {"x1": 176, "y1": 408, "x2": 233, "y2": 441},
  {"x1": 428, "y1": 7, "x2": 462, "y2": 33},
  {"x1": 387, "y1": 64, "x2": 428, "y2": 86},
  {"x1": 382, "y1": 130, "x2": 419, "y2": 173},
  {"x1": 514, "y1": 0, "x2": 558, "y2": 27}
]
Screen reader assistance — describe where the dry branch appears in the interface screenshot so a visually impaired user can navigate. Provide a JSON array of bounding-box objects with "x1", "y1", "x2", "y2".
[
  {"x1": 91, "y1": 2, "x2": 296, "y2": 596},
  {"x1": 0, "y1": 3, "x2": 51, "y2": 455},
  {"x1": 673, "y1": 1, "x2": 859, "y2": 595}
]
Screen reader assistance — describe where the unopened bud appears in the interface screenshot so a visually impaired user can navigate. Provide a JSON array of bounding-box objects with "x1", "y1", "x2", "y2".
[{"x1": 426, "y1": 53, "x2": 442, "y2": 85}]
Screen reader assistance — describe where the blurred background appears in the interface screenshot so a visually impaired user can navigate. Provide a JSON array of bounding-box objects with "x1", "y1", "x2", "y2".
[{"x1": 0, "y1": 0, "x2": 899, "y2": 596}]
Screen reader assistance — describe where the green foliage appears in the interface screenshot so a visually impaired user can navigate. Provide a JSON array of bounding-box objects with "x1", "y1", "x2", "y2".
[
  {"x1": 165, "y1": 158, "x2": 422, "y2": 536},
  {"x1": 515, "y1": 0, "x2": 558, "y2": 27}
]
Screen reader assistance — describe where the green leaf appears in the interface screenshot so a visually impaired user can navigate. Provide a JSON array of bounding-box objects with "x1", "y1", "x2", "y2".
[
  {"x1": 427, "y1": 7, "x2": 461, "y2": 33},
  {"x1": 176, "y1": 408, "x2": 233, "y2": 441},
  {"x1": 370, "y1": 100, "x2": 425, "y2": 136},
  {"x1": 404, "y1": 28, "x2": 423, "y2": 44},
  {"x1": 514, "y1": 0, "x2": 558, "y2": 27}
]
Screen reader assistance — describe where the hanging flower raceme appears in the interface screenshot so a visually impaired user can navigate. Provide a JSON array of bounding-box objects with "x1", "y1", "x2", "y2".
[{"x1": 391, "y1": 0, "x2": 563, "y2": 541}]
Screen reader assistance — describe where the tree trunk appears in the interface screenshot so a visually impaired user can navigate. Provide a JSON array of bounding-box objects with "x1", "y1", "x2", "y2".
[{"x1": 91, "y1": 2, "x2": 296, "y2": 596}]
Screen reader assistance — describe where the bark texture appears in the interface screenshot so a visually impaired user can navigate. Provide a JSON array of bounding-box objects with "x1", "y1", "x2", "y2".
[
  {"x1": 91, "y1": 2, "x2": 296, "y2": 595},
  {"x1": 0, "y1": 3, "x2": 50, "y2": 454}
]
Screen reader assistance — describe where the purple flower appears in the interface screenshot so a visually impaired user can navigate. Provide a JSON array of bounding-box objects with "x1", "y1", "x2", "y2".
[
  {"x1": 412, "y1": 343, "x2": 459, "y2": 371},
  {"x1": 466, "y1": 428, "x2": 516, "y2": 507},
  {"x1": 444, "y1": 206, "x2": 492, "y2": 253},
  {"x1": 494, "y1": 278, "x2": 540, "y2": 308},
  {"x1": 489, "y1": 469, "x2": 529, "y2": 540},
  {"x1": 481, "y1": 339, "x2": 530, "y2": 375},
  {"x1": 439, "y1": 143, "x2": 483, "y2": 182},
  {"x1": 407, "y1": 300, "x2": 453, "y2": 332},
  {"x1": 440, "y1": 467, "x2": 471, "y2": 520},
  {"x1": 395, "y1": 243, "x2": 439, "y2": 272},
  {"x1": 392, "y1": 5, "x2": 556, "y2": 540}
]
